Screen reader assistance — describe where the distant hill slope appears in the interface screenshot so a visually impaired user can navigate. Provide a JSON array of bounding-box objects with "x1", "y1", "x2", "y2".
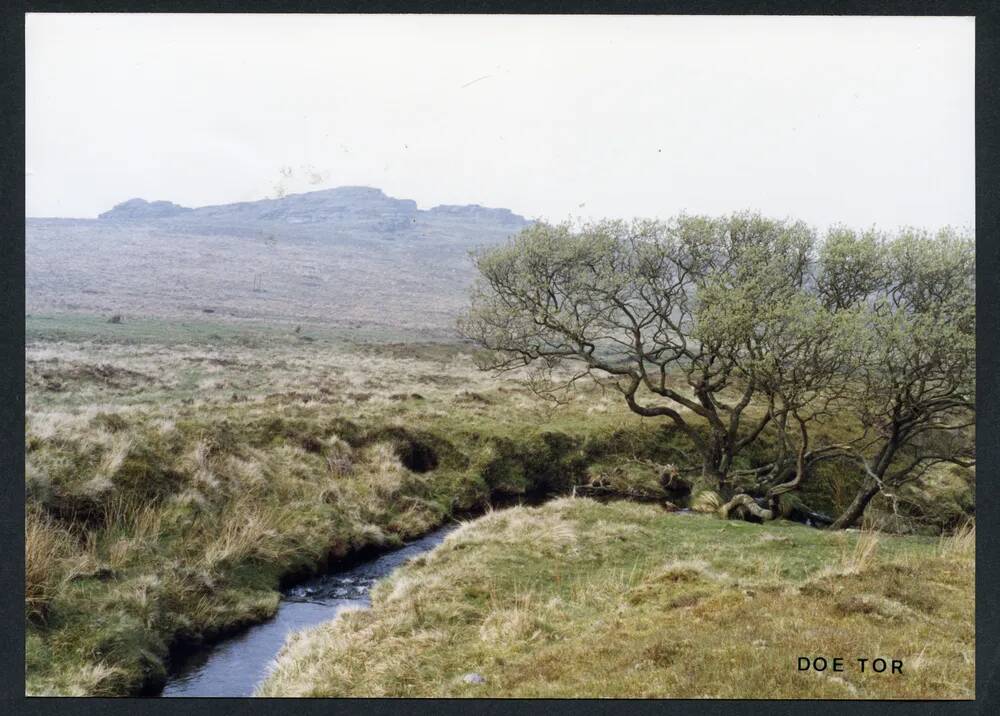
[
  {"x1": 97, "y1": 186, "x2": 527, "y2": 229},
  {"x1": 27, "y1": 187, "x2": 532, "y2": 337}
]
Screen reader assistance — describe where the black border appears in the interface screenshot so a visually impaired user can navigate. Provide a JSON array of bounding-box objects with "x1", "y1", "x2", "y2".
[
  {"x1": 3, "y1": 3, "x2": 996, "y2": 715},
  {"x1": 8, "y1": 1, "x2": 991, "y2": 15}
]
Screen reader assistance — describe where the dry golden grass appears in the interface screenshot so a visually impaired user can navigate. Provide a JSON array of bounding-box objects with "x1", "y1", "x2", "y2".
[
  {"x1": 25, "y1": 509, "x2": 70, "y2": 622},
  {"x1": 690, "y1": 490, "x2": 722, "y2": 513},
  {"x1": 198, "y1": 501, "x2": 287, "y2": 571},
  {"x1": 840, "y1": 526, "x2": 881, "y2": 575},
  {"x1": 36, "y1": 662, "x2": 130, "y2": 697},
  {"x1": 939, "y1": 520, "x2": 975, "y2": 562}
]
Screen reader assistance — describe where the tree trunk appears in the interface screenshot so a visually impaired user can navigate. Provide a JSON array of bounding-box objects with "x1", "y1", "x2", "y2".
[
  {"x1": 829, "y1": 436, "x2": 901, "y2": 530},
  {"x1": 829, "y1": 478, "x2": 881, "y2": 529},
  {"x1": 720, "y1": 494, "x2": 775, "y2": 522},
  {"x1": 701, "y1": 459, "x2": 729, "y2": 497}
]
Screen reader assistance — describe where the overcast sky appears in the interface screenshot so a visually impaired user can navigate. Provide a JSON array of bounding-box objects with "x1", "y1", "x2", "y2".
[{"x1": 26, "y1": 14, "x2": 974, "y2": 231}]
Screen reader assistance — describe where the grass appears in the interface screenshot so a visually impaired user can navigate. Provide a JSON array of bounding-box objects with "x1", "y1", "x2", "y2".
[
  {"x1": 258, "y1": 498, "x2": 973, "y2": 699},
  {"x1": 24, "y1": 315, "x2": 693, "y2": 695},
  {"x1": 26, "y1": 312, "x2": 441, "y2": 348},
  {"x1": 24, "y1": 312, "x2": 975, "y2": 696},
  {"x1": 25, "y1": 508, "x2": 71, "y2": 622}
]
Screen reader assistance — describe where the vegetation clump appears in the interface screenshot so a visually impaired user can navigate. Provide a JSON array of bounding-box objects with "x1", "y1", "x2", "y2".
[{"x1": 257, "y1": 498, "x2": 972, "y2": 699}]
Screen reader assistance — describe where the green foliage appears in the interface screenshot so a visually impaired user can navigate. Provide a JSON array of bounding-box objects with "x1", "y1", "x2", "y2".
[
  {"x1": 462, "y1": 214, "x2": 975, "y2": 526},
  {"x1": 460, "y1": 212, "x2": 854, "y2": 491},
  {"x1": 824, "y1": 226, "x2": 975, "y2": 527}
]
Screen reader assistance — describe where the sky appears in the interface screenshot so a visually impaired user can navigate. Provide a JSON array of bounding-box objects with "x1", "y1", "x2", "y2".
[{"x1": 26, "y1": 14, "x2": 974, "y2": 231}]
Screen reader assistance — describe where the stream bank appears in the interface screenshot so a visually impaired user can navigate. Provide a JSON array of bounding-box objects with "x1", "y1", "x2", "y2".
[
  {"x1": 161, "y1": 524, "x2": 458, "y2": 697},
  {"x1": 158, "y1": 492, "x2": 550, "y2": 697}
]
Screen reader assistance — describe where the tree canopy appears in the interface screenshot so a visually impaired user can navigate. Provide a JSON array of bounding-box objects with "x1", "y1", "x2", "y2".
[{"x1": 460, "y1": 213, "x2": 975, "y2": 528}]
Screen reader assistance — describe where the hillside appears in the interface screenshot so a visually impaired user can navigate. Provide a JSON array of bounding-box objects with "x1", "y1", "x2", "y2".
[{"x1": 26, "y1": 187, "x2": 531, "y2": 337}]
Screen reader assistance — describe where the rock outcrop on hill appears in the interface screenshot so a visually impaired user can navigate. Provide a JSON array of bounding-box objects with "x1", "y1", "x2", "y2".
[
  {"x1": 96, "y1": 186, "x2": 529, "y2": 232},
  {"x1": 28, "y1": 187, "x2": 533, "y2": 335},
  {"x1": 98, "y1": 198, "x2": 193, "y2": 220}
]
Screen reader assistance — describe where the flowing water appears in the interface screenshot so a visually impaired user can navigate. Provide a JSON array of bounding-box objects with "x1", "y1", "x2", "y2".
[{"x1": 160, "y1": 524, "x2": 457, "y2": 697}]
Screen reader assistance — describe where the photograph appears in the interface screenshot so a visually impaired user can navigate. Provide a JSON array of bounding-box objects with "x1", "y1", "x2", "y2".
[{"x1": 22, "y1": 12, "x2": 975, "y2": 700}]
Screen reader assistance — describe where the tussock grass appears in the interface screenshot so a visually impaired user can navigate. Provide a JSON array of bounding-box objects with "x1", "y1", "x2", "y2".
[
  {"x1": 24, "y1": 316, "x2": 975, "y2": 696},
  {"x1": 690, "y1": 490, "x2": 722, "y2": 513},
  {"x1": 840, "y1": 526, "x2": 881, "y2": 575},
  {"x1": 938, "y1": 520, "x2": 975, "y2": 562},
  {"x1": 259, "y1": 500, "x2": 972, "y2": 699},
  {"x1": 25, "y1": 509, "x2": 70, "y2": 622},
  {"x1": 26, "y1": 329, "x2": 681, "y2": 696},
  {"x1": 197, "y1": 500, "x2": 291, "y2": 571}
]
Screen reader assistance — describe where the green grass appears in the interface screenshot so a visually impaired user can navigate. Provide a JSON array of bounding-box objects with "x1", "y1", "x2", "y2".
[
  {"x1": 24, "y1": 331, "x2": 689, "y2": 695},
  {"x1": 26, "y1": 312, "x2": 448, "y2": 348},
  {"x1": 24, "y1": 313, "x2": 974, "y2": 696},
  {"x1": 258, "y1": 499, "x2": 973, "y2": 699}
]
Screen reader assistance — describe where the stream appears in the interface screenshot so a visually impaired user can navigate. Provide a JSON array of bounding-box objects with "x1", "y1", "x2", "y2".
[
  {"x1": 160, "y1": 523, "x2": 458, "y2": 697},
  {"x1": 158, "y1": 496, "x2": 705, "y2": 697}
]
